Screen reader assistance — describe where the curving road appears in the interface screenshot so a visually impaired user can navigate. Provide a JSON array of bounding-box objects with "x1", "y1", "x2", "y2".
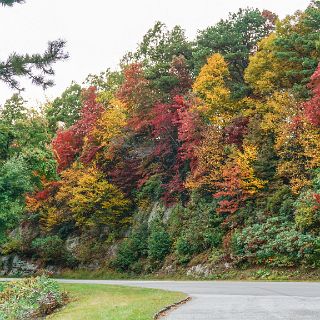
[{"x1": 2, "y1": 279, "x2": 320, "y2": 319}]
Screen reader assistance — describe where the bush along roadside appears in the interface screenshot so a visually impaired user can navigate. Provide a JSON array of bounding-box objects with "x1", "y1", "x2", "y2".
[{"x1": 0, "y1": 276, "x2": 68, "y2": 320}]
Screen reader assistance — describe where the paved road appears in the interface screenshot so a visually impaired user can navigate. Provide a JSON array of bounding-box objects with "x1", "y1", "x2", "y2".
[{"x1": 2, "y1": 279, "x2": 320, "y2": 319}]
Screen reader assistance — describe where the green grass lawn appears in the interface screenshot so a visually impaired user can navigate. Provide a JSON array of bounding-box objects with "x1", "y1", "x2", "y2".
[{"x1": 48, "y1": 284, "x2": 186, "y2": 320}]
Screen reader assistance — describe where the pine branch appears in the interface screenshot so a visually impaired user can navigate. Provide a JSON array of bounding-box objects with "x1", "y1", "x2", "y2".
[
  {"x1": 0, "y1": 0, "x2": 25, "y2": 6},
  {"x1": 0, "y1": 40, "x2": 69, "y2": 90}
]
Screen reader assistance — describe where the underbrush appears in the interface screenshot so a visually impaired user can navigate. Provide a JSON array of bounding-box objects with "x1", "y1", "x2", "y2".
[
  {"x1": 0, "y1": 276, "x2": 68, "y2": 320},
  {"x1": 57, "y1": 265, "x2": 320, "y2": 282}
]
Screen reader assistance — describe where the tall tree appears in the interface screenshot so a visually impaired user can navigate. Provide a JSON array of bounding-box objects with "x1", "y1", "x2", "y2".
[
  {"x1": 44, "y1": 82, "x2": 82, "y2": 133},
  {"x1": 123, "y1": 22, "x2": 193, "y2": 97},
  {"x1": 274, "y1": 2, "x2": 320, "y2": 98},
  {"x1": 192, "y1": 53, "x2": 231, "y2": 122},
  {"x1": 194, "y1": 8, "x2": 276, "y2": 98}
]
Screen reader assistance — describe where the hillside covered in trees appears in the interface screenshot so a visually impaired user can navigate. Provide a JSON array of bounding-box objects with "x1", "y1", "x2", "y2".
[{"x1": 1, "y1": 1, "x2": 320, "y2": 276}]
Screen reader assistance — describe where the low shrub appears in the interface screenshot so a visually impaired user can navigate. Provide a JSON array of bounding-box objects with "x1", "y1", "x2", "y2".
[
  {"x1": 232, "y1": 217, "x2": 320, "y2": 267},
  {"x1": 1, "y1": 236, "x2": 23, "y2": 255},
  {"x1": 113, "y1": 239, "x2": 139, "y2": 272},
  {"x1": 113, "y1": 223, "x2": 148, "y2": 272},
  {"x1": 169, "y1": 198, "x2": 224, "y2": 263},
  {"x1": 175, "y1": 234, "x2": 200, "y2": 264},
  {"x1": 294, "y1": 169, "x2": 320, "y2": 231},
  {"x1": 32, "y1": 235, "x2": 75, "y2": 266},
  {"x1": 266, "y1": 186, "x2": 294, "y2": 219},
  {"x1": 148, "y1": 220, "x2": 171, "y2": 263},
  {"x1": 0, "y1": 276, "x2": 68, "y2": 319},
  {"x1": 136, "y1": 174, "x2": 164, "y2": 203}
]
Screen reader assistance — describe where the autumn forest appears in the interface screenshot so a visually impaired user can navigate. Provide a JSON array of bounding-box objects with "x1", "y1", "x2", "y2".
[{"x1": 1, "y1": 1, "x2": 320, "y2": 276}]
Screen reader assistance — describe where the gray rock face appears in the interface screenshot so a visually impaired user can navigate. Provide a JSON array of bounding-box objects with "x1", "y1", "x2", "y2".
[
  {"x1": 148, "y1": 202, "x2": 174, "y2": 225},
  {"x1": 186, "y1": 264, "x2": 211, "y2": 278},
  {"x1": 0, "y1": 256, "x2": 11, "y2": 275},
  {"x1": 107, "y1": 243, "x2": 119, "y2": 259},
  {"x1": 148, "y1": 202, "x2": 163, "y2": 224},
  {"x1": 161, "y1": 264, "x2": 177, "y2": 275},
  {"x1": 80, "y1": 261, "x2": 100, "y2": 270},
  {"x1": 0, "y1": 255, "x2": 39, "y2": 276},
  {"x1": 65, "y1": 236, "x2": 80, "y2": 252}
]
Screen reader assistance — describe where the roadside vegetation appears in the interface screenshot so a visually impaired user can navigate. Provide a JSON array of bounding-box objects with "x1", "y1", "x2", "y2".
[
  {"x1": 1, "y1": 1, "x2": 320, "y2": 279},
  {"x1": 0, "y1": 277, "x2": 68, "y2": 319},
  {"x1": 0, "y1": 277, "x2": 185, "y2": 320},
  {"x1": 58, "y1": 266, "x2": 320, "y2": 282}
]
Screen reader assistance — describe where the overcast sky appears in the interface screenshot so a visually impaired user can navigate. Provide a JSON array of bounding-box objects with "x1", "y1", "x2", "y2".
[{"x1": 0, "y1": 0, "x2": 311, "y2": 106}]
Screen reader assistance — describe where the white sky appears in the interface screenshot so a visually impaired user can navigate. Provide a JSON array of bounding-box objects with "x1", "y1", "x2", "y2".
[{"x1": 0, "y1": 0, "x2": 311, "y2": 106}]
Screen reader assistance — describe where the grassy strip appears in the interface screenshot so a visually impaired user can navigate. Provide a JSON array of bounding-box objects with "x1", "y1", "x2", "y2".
[
  {"x1": 58, "y1": 268, "x2": 139, "y2": 280},
  {"x1": 49, "y1": 284, "x2": 186, "y2": 320},
  {"x1": 57, "y1": 267, "x2": 320, "y2": 281}
]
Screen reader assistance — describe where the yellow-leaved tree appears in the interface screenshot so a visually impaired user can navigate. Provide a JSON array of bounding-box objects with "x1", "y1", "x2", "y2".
[
  {"x1": 91, "y1": 98, "x2": 127, "y2": 159},
  {"x1": 56, "y1": 164, "x2": 131, "y2": 229},
  {"x1": 186, "y1": 125, "x2": 225, "y2": 192},
  {"x1": 213, "y1": 143, "x2": 266, "y2": 215},
  {"x1": 244, "y1": 34, "x2": 290, "y2": 96},
  {"x1": 192, "y1": 53, "x2": 231, "y2": 122}
]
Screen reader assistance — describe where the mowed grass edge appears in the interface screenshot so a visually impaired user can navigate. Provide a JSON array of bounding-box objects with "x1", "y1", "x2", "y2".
[{"x1": 48, "y1": 284, "x2": 187, "y2": 320}]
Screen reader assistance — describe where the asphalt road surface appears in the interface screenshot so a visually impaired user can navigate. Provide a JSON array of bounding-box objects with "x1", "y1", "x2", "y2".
[{"x1": 2, "y1": 279, "x2": 320, "y2": 319}]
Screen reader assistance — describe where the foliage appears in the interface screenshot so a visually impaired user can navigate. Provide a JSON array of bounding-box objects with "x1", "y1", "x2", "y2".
[
  {"x1": 148, "y1": 219, "x2": 172, "y2": 263},
  {"x1": 0, "y1": 0, "x2": 24, "y2": 6},
  {"x1": 214, "y1": 145, "x2": 266, "y2": 214},
  {"x1": 0, "y1": 94, "x2": 58, "y2": 241},
  {"x1": 31, "y1": 236, "x2": 70, "y2": 264},
  {"x1": 52, "y1": 87, "x2": 105, "y2": 171},
  {"x1": 147, "y1": 95, "x2": 199, "y2": 203},
  {"x1": 85, "y1": 69, "x2": 124, "y2": 107},
  {"x1": 266, "y1": 186, "x2": 295, "y2": 219},
  {"x1": 124, "y1": 22, "x2": 193, "y2": 97},
  {"x1": 194, "y1": 8, "x2": 275, "y2": 98},
  {"x1": 113, "y1": 223, "x2": 149, "y2": 272},
  {"x1": 304, "y1": 63, "x2": 320, "y2": 126},
  {"x1": 232, "y1": 217, "x2": 320, "y2": 267},
  {"x1": 294, "y1": 169, "x2": 320, "y2": 231},
  {"x1": 192, "y1": 53, "x2": 231, "y2": 119},
  {"x1": 56, "y1": 165, "x2": 131, "y2": 230},
  {"x1": 45, "y1": 82, "x2": 83, "y2": 133},
  {"x1": 245, "y1": 5, "x2": 320, "y2": 98},
  {"x1": 117, "y1": 63, "x2": 155, "y2": 117},
  {"x1": 136, "y1": 174, "x2": 164, "y2": 205},
  {"x1": 168, "y1": 197, "x2": 223, "y2": 263},
  {"x1": 2, "y1": 3, "x2": 320, "y2": 272},
  {"x1": 0, "y1": 94, "x2": 27, "y2": 125},
  {"x1": 274, "y1": 4, "x2": 320, "y2": 97},
  {"x1": 0, "y1": 157, "x2": 32, "y2": 242},
  {"x1": 186, "y1": 125, "x2": 225, "y2": 191},
  {"x1": 0, "y1": 41, "x2": 68, "y2": 90},
  {"x1": 0, "y1": 277, "x2": 67, "y2": 320},
  {"x1": 244, "y1": 34, "x2": 288, "y2": 95}
]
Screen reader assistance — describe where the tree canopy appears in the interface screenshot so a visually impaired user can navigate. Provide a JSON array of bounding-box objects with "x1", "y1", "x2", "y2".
[{"x1": 2, "y1": 2, "x2": 320, "y2": 272}]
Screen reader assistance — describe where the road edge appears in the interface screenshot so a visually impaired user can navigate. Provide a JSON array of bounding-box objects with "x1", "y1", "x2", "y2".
[{"x1": 154, "y1": 296, "x2": 192, "y2": 319}]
